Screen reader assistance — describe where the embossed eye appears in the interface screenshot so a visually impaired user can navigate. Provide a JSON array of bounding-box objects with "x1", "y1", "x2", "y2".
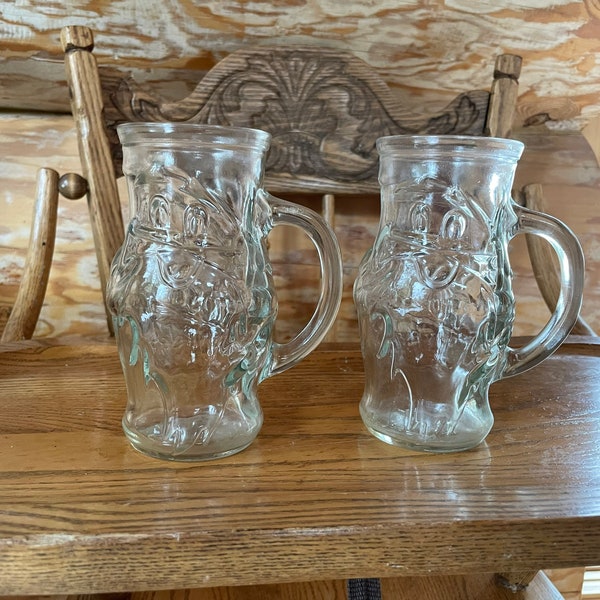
[
  {"x1": 410, "y1": 202, "x2": 430, "y2": 233},
  {"x1": 441, "y1": 210, "x2": 467, "y2": 240},
  {"x1": 149, "y1": 195, "x2": 170, "y2": 229},
  {"x1": 183, "y1": 205, "x2": 207, "y2": 240}
]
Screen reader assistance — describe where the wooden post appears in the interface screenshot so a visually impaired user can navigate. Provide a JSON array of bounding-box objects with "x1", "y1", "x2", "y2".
[
  {"x1": 1, "y1": 168, "x2": 59, "y2": 342},
  {"x1": 61, "y1": 25, "x2": 124, "y2": 335},
  {"x1": 485, "y1": 54, "x2": 522, "y2": 139}
]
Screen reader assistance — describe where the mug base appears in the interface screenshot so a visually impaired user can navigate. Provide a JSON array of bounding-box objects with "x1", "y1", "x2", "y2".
[
  {"x1": 129, "y1": 440, "x2": 252, "y2": 462},
  {"x1": 363, "y1": 423, "x2": 486, "y2": 454},
  {"x1": 125, "y1": 436, "x2": 255, "y2": 461},
  {"x1": 122, "y1": 417, "x2": 258, "y2": 462}
]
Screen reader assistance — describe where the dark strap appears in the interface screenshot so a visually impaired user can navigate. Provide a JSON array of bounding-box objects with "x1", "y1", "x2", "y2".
[{"x1": 346, "y1": 578, "x2": 382, "y2": 600}]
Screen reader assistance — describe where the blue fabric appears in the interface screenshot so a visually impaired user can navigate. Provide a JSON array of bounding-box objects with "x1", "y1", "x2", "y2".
[{"x1": 346, "y1": 578, "x2": 382, "y2": 600}]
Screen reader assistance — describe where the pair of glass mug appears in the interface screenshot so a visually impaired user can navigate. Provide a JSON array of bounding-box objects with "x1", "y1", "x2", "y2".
[{"x1": 107, "y1": 123, "x2": 584, "y2": 460}]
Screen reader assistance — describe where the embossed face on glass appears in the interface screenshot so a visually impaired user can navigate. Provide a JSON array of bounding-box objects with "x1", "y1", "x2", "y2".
[
  {"x1": 386, "y1": 177, "x2": 493, "y2": 292},
  {"x1": 398, "y1": 179, "x2": 490, "y2": 247}
]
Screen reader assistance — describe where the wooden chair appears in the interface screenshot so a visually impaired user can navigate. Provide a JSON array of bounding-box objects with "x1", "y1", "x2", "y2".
[
  {"x1": 7, "y1": 27, "x2": 589, "y2": 348},
  {"x1": 54, "y1": 25, "x2": 577, "y2": 599},
  {"x1": 59, "y1": 26, "x2": 521, "y2": 330},
  {"x1": 2, "y1": 32, "x2": 519, "y2": 345}
]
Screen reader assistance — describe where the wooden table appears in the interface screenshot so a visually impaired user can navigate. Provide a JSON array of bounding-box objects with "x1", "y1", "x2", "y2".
[{"x1": 0, "y1": 338, "x2": 599, "y2": 596}]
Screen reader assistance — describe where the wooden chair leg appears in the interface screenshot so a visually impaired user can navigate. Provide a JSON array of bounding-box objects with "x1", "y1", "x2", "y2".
[
  {"x1": 380, "y1": 572, "x2": 564, "y2": 599},
  {"x1": 1, "y1": 167, "x2": 59, "y2": 342},
  {"x1": 322, "y1": 193, "x2": 339, "y2": 343},
  {"x1": 520, "y1": 182, "x2": 595, "y2": 336},
  {"x1": 495, "y1": 570, "x2": 539, "y2": 592}
]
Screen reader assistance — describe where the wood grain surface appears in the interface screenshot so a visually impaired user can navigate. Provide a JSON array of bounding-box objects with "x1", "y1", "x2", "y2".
[
  {"x1": 0, "y1": 339, "x2": 599, "y2": 594},
  {"x1": 0, "y1": 6, "x2": 598, "y2": 597},
  {"x1": 1, "y1": 1, "x2": 600, "y2": 131}
]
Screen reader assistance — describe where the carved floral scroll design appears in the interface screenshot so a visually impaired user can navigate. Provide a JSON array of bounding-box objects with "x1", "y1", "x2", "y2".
[{"x1": 104, "y1": 49, "x2": 490, "y2": 182}]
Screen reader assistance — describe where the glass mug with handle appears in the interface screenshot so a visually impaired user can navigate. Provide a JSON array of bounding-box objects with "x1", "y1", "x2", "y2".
[
  {"x1": 354, "y1": 135, "x2": 585, "y2": 453},
  {"x1": 107, "y1": 123, "x2": 343, "y2": 461}
]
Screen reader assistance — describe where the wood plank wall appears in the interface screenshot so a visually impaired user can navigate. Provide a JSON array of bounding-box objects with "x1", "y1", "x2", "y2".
[{"x1": 2, "y1": 0, "x2": 600, "y2": 128}]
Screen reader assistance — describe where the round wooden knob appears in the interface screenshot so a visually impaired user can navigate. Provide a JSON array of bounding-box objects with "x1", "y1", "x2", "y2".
[{"x1": 58, "y1": 172, "x2": 88, "y2": 200}]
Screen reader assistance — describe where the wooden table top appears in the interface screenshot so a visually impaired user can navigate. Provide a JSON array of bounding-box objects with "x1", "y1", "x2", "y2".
[{"x1": 0, "y1": 338, "x2": 599, "y2": 595}]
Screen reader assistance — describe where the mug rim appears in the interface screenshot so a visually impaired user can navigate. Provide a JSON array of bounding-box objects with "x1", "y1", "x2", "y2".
[
  {"x1": 117, "y1": 122, "x2": 272, "y2": 150},
  {"x1": 376, "y1": 134, "x2": 524, "y2": 161}
]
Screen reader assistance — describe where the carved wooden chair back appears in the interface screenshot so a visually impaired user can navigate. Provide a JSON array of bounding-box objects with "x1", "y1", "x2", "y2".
[
  {"x1": 99, "y1": 47, "x2": 505, "y2": 194},
  {"x1": 60, "y1": 25, "x2": 525, "y2": 335}
]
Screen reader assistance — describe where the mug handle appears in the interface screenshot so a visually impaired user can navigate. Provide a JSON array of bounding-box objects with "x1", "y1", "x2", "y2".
[
  {"x1": 503, "y1": 204, "x2": 585, "y2": 378},
  {"x1": 262, "y1": 192, "x2": 343, "y2": 376}
]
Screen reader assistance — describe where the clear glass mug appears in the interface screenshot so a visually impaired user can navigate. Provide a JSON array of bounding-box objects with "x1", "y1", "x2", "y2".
[
  {"x1": 353, "y1": 135, "x2": 585, "y2": 453},
  {"x1": 107, "y1": 123, "x2": 343, "y2": 461}
]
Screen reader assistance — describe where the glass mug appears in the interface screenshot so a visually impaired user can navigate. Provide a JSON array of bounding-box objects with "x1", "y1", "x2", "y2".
[
  {"x1": 354, "y1": 135, "x2": 584, "y2": 453},
  {"x1": 107, "y1": 123, "x2": 343, "y2": 461}
]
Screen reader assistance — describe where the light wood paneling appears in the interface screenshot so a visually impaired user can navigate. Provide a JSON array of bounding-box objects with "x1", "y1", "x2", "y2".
[{"x1": 1, "y1": 1, "x2": 600, "y2": 131}]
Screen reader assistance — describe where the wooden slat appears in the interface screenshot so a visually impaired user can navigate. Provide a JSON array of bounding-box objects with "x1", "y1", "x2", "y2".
[
  {"x1": 485, "y1": 54, "x2": 522, "y2": 139},
  {"x1": 61, "y1": 26, "x2": 124, "y2": 334},
  {"x1": 1, "y1": 167, "x2": 58, "y2": 342},
  {"x1": 583, "y1": 566, "x2": 600, "y2": 598}
]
